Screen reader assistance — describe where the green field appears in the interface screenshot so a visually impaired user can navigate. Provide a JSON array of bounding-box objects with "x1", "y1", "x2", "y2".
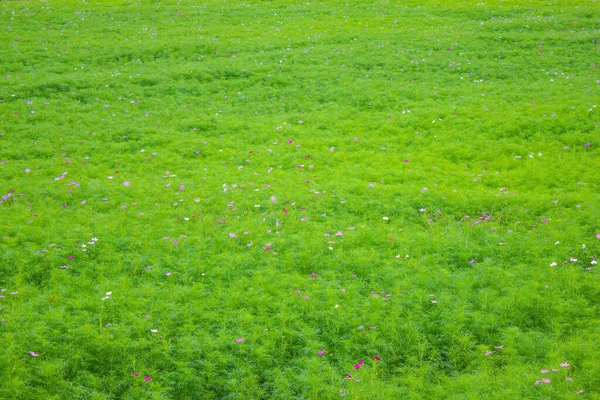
[{"x1": 1, "y1": 0, "x2": 599, "y2": 398}]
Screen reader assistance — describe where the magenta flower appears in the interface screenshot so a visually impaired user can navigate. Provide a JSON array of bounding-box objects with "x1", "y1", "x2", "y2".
[
  {"x1": 173, "y1": 241, "x2": 178, "y2": 245},
  {"x1": 310, "y1": 272, "x2": 315, "y2": 278},
  {"x1": 469, "y1": 259, "x2": 475, "y2": 265},
  {"x1": 132, "y1": 372, "x2": 140, "y2": 377},
  {"x1": 236, "y1": 338, "x2": 244, "y2": 343},
  {"x1": 345, "y1": 374, "x2": 352, "y2": 379},
  {"x1": 29, "y1": 351, "x2": 40, "y2": 357},
  {"x1": 596, "y1": 234, "x2": 600, "y2": 240},
  {"x1": 317, "y1": 350, "x2": 326, "y2": 355},
  {"x1": 143, "y1": 376, "x2": 151, "y2": 381},
  {"x1": 373, "y1": 356, "x2": 381, "y2": 361},
  {"x1": 353, "y1": 360, "x2": 363, "y2": 370},
  {"x1": 179, "y1": 185, "x2": 185, "y2": 191}
]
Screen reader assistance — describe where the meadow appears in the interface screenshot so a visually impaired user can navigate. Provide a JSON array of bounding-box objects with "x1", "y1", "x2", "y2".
[{"x1": 1, "y1": 0, "x2": 599, "y2": 398}]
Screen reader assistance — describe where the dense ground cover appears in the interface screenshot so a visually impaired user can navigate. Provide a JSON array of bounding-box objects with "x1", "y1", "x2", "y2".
[{"x1": 1, "y1": 0, "x2": 599, "y2": 398}]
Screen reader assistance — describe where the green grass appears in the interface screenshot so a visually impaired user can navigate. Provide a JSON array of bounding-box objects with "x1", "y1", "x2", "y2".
[{"x1": 1, "y1": 0, "x2": 599, "y2": 398}]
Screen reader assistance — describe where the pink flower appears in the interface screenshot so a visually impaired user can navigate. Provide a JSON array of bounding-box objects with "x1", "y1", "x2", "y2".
[
  {"x1": 173, "y1": 241, "x2": 178, "y2": 245},
  {"x1": 123, "y1": 181, "x2": 130, "y2": 187},
  {"x1": 596, "y1": 234, "x2": 600, "y2": 240},
  {"x1": 560, "y1": 362, "x2": 570, "y2": 367},
  {"x1": 317, "y1": 350, "x2": 326, "y2": 355},
  {"x1": 68, "y1": 255, "x2": 74, "y2": 259},
  {"x1": 132, "y1": 372, "x2": 140, "y2": 377},
  {"x1": 179, "y1": 185, "x2": 185, "y2": 191},
  {"x1": 345, "y1": 374, "x2": 352, "y2": 379},
  {"x1": 310, "y1": 272, "x2": 315, "y2": 278},
  {"x1": 29, "y1": 351, "x2": 40, "y2": 357},
  {"x1": 373, "y1": 356, "x2": 381, "y2": 361},
  {"x1": 540, "y1": 369, "x2": 549, "y2": 374},
  {"x1": 469, "y1": 259, "x2": 475, "y2": 265},
  {"x1": 353, "y1": 360, "x2": 363, "y2": 370},
  {"x1": 236, "y1": 338, "x2": 244, "y2": 343},
  {"x1": 25, "y1": 168, "x2": 30, "y2": 173},
  {"x1": 565, "y1": 377, "x2": 572, "y2": 381},
  {"x1": 143, "y1": 376, "x2": 151, "y2": 381},
  {"x1": 165, "y1": 272, "x2": 172, "y2": 276},
  {"x1": 485, "y1": 351, "x2": 492, "y2": 356}
]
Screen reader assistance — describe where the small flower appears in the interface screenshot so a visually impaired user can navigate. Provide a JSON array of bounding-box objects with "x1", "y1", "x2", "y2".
[
  {"x1": 143, "y1": 376, "x2": 151, "y2": 381},
  {"x1": 123, "y1": 181, "x2": 130, "y2": 187},
  {"x1": 345, "y1": 374, "x2": 352, "y2": 379},
  {"x1": 560, "y1": 362, "x2": 570, "y2": 367},
  {"x1": 236, "y1": 338, "x2": 244, "y2": 343},
  {"x1": 317, "y1": 350, "x2": 326, "y2": 355},
  {"x1": 29, "y1": 351, "x2": 40, "y2": 357},
  {"x1": 353, "y1": 360, "x2": 363, "y2": 370},
  {"x1": 485, "y1": 351, "x2": 492, "y2": 356},
  {"x1": 565, "y1": 377, "x2": 572, "y2": 381},
  {"x1": 132, "y1": 372, "x2": 140, "y2": 377},
  {"x1": 165, "y1": 272, "x2": 172, "y2": 276},
  {"x1": 179, "y1": 185, "x2": 185, "y2": 191},
  {"x1": 373, "y1": 356, "x2": 381, "y2": 361},
  {"x1": 310, "y1": 272, "x2": 315, "y2": 278},
  {"x1": 540, "y1": 369, "x2": 549, "y2": 374},
  {"x1": 151, "y1": 329, "x2": 158, "y2": 333}
]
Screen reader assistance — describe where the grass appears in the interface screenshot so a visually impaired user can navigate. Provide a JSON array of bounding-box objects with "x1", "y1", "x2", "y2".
[{"x1": 1, "y1": 0, "x2": 599, "y2": 398}]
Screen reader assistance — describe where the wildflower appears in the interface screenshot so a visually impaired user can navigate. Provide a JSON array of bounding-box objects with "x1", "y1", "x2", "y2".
[
  {"x1": 310, "y1": 272, "x2": 315, "y2": 278},
  {"x1": 132, "y1": 373, "x2": 140, "y2": 377},
  {"x1": 354, "y1": 360, "x2": 363, "y2": 370},
  {"x1": 485, "y1": 351, "x2": 492, "y2": 356},
  {"x1": 143, "y1": 376, "x2": 151, "y2": 381},
  {"x1": 151, "y1": 329, "x2": 157, "y2": 333},
  {"x1": 373, "y1": 356, "x2": 381, "y2": 361},
  {"x1": 317, "y1": 350, "x2": 326, "y2": 355},
  {"x1": 345, "y1": 374, "x2": 352, "y2": 379},
  {"x1": 123, "y1": 181, "x2": 130, "y2": 187},
  {"x1": 29, "y1": 351, "x2": 40, "y2": 357},
  {"x1": 179, "y1": 185, "x2": 184, "y2": 191},
  {"x1": 540, "y1": 369, "x2": 549, "y2": 374},
  {"x1": 560, "y1": 362, "x2": 570, "y2": 367},
  {"x1": 565, "y1": 377, "x2": 572, "y2": 381},
  {"x1": 236, "y1": 338, "x2": 244, "y2": 343},
  {"x1": 165, "y1": 272, "x2": 172, "y2": 276}
]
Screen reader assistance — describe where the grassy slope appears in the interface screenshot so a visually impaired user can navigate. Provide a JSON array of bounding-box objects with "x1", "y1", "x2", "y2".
[{"x1": 1, "y1": 0, "x2": 599, "y2": 398}]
